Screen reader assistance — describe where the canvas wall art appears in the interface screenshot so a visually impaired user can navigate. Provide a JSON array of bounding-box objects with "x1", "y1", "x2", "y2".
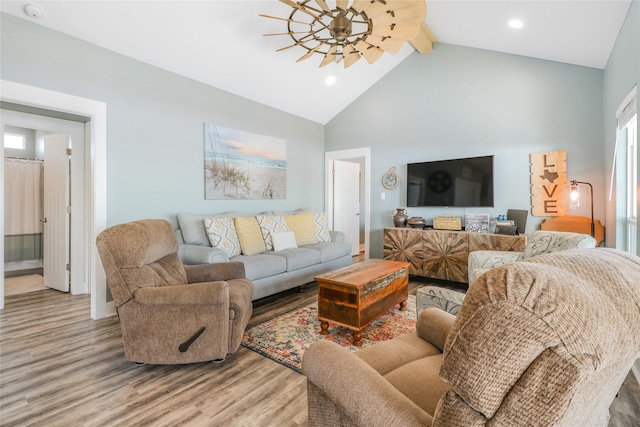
[{"x1": 204, "y1": 123, "x2": 286, "y2": 200}]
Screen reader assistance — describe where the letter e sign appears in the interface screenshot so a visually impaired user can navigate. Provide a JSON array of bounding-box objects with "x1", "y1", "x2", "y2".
[{"x1": 530, "y1": 150, "x2": 568, "y2": 217}]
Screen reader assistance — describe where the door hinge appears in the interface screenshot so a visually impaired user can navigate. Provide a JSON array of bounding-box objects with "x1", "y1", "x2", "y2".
[
  {"x1": 66, "y1": 205, "x2": 71, "y2": 213},
  {"x1": 66, "y1": 263, "x2": 71, "y2": 272},
  {"x1": 66, "y1": 148, "x2": 72, "y2": 156}
]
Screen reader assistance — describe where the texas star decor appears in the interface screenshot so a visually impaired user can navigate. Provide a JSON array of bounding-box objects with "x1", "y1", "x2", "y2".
[{"x1": 530, "y1": 150, "x2": 567, "y2": 217}]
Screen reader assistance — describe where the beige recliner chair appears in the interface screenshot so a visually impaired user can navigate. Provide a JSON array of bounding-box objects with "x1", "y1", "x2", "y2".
[
  {"x1": 303, "y1": 248, "x2": 640, "y2": 426},
  {"x1": 96, "y1": 219, "x2": 253, "y2": 365},
  {"x1": 468, "y1": 229, "x2": 597, "y2": 283}
]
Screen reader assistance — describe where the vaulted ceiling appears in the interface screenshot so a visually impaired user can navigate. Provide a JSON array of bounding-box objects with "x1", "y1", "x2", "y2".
[{"x1": 1, "y1": 1, "x2": 633, "y2": 124}]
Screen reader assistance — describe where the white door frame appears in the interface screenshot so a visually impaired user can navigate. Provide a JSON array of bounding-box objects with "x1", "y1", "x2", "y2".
[
  {"x1": 325, "y1": 148, "x2": 371, "y2": 260},
  {"x1": 0, "y1": 80, "x2": 112, "y2": 319}
]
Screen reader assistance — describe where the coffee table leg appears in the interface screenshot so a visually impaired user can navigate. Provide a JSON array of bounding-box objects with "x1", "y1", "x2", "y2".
[
  {"x1": 399, "y1": 299, "x2": 407, "y2": 311},
  {"x1": 320, "y1": 320, "x2": 329, "y2": 335},
  {"x1": 352, "y1": 331, "x2": 362, "y2": 347}
]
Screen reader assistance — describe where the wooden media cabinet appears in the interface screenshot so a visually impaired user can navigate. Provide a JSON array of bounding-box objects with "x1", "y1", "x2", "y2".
[{"x1": 383, "y1": 228, "x2": 527, "y2": 283}]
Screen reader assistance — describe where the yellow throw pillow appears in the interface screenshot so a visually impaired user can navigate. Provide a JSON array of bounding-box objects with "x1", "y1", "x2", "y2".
[
  {"x1": 285, "y1": 212, "x2": 319, "y2": 246},
  {"x1": 235, "y1": 216, "x2": 266, "y2": 256}
]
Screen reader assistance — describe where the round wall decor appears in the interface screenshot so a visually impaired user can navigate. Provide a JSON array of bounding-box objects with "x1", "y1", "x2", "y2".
[{"x1": 382, "y1": 167, "x2": 400, "y2": 190}]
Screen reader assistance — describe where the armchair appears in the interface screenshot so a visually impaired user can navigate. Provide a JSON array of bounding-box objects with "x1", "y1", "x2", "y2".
[
  {"x1": 303, "y1": 248, "x2": 640, "y2": 426},
  {"x1": 468, "y1": 230, "x2": 596, "y2": 284},
  {"x1": 96, "y1": 219, "x2": 254, "y2": 364}
]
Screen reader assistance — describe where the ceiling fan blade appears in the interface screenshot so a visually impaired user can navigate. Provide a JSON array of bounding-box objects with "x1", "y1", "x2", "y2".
[
  {"x1": 336, "y1": 0, "x2": 349, "y2": 11},
  {"x1": 319, "y1": 45, "x2": 339, "y2": 67},
  {"x1": 342, "y1": 44, "x2": 361, "y2": 68},
  {"x1": 259, "y1": 14, "x2": 312, "y2": 26},
  {"x1": 410, "y1": 22, "x2": 436, "y2": 54},
  {"x1": 296, "y1": 44, "x2": 322, "y2": 62},
  {"x1": 276, "y1": 43, "x2": 303, "y2": 52},
  {"x1": 365, "y1": 0, "x2": 426, "y2": 20},
  {"x1": 365, "y1": 35, "x2": 405, "y2": 54},
  {"x1": 371, "y1": 22, "x2": 422, "y2": 40},
  {"x1": 314, "y1": 0, "x2": 331, "y2": 12},
  {"x1": 351, "y1": 0, "x2": 370, "y2": 13},
  {"x1": 263, "y1": 31, "x2": 312, "y2": 36},
  {"x1": 355, "y1": 40, "x2": 385, "y2": 64},
  {"x1": 279, "y1": 0, "x2": 320, "y2": 19},
  {"x1": 370, "y1": 6, "x2": 427, "y2": 26}
]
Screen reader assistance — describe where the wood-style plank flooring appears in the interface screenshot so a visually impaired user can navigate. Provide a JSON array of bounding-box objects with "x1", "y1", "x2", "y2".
[{"x1": 1, "y1": 278, "x2": 638, "y2": 426}]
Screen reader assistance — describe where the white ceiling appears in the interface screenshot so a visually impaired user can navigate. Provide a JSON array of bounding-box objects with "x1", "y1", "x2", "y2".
[{"x1": 1, "y1": 1, "x2": 633, "y2": 124}]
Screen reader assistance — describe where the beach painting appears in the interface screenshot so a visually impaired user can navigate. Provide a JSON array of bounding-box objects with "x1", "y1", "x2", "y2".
[{"x1": 204, "y1": 123, "x2": 286, "y2": 200}]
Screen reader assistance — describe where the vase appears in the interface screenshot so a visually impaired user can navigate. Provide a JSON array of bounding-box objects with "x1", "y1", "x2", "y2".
[
  {"x1": 393, "y1": 208, "x2": 408, "y2": 227},
  {"x1": 408, "y1": 217, "x2": 426, "y2": 228}
]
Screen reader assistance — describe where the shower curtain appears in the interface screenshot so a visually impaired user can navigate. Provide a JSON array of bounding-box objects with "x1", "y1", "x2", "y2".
[{"x1": 4, "y1": 158, "x2": 44, "y2": 271}]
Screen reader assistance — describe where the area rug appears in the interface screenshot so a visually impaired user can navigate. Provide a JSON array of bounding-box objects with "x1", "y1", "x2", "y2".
[{"x1": 241, "y1": 295, "x2": 416, "y2": 373}]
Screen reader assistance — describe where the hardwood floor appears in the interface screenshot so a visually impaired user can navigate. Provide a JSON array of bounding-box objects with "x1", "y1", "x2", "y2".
[{"x1": 1, "y1": 280, "x2": 638, "y2": 426}]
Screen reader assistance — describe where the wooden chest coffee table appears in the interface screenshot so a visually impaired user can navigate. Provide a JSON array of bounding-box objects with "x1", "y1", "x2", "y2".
[{"x1": 314, "y1": 259, "x2": 410, "y2": 346}]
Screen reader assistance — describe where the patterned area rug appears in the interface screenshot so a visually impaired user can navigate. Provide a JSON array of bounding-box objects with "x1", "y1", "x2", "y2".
[{"x1": 241, "y1": 295, "x2": 416, "y2": 373}]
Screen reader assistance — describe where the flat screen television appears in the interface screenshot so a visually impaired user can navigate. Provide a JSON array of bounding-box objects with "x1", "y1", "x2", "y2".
[{"x1": 407, "y1": 155, "x2": 494, "y2": 207}]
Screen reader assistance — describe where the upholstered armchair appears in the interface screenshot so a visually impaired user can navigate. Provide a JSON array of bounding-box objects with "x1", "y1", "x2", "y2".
[
  {"x1": 468, "y1": 229, "x2": 596, "y2": 284},
  {"x1": 303, "y1": 248, "x2": 640, "y2": 426},
  {"x1": 96, "y1": 219, "x2": 254, "y2": 365}
]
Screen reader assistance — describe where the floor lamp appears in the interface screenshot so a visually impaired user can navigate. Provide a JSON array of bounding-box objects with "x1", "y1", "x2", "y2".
[{"x1": 569, "y1": 180, "x2": 595, "y2": 237}]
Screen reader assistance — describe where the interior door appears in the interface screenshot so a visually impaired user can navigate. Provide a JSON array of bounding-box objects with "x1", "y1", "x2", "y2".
[
  {"x1": 333, "y1": 160, "x2": 361, "y2": 256},
  {"x1": 43, "y1": 134, "x2": 70, "y2": 292}
]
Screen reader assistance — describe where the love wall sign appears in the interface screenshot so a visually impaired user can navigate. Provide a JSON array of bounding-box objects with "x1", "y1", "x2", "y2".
[{"x1": 530, "y1": 150, "x2": 568, "y2": 217}]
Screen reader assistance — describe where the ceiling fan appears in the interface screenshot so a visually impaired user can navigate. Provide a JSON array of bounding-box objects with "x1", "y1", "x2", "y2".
[{"x1": 260, "y1": 0, "x2": 435, "y2": 68}]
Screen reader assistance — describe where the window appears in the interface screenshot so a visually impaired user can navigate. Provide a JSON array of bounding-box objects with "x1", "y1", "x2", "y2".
[{"x1": 4, "y1": 132, "x2": 25, "y2": 149}]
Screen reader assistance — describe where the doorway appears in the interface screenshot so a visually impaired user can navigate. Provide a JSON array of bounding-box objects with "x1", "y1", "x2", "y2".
[
  {"x1": 0, "y1": 80, "x2": 110, "y2": 319},
  {"x1": 3, "y1": 111, "x2": 82, "y2": 294},
  {"x1": 325, "y1": 148, "x2": 371, "y2": 260}
]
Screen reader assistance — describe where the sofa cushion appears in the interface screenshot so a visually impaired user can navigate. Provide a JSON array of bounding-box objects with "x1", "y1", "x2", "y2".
[
  {"x1": 272, "y1": 231, "x2": 298, "y2": 252},
  {"x1": 235, "y1": 216, "x2": 267, "y2": 256},
  {"x1": 232, "y1": 253, "x2": 287, "y2": 280},
  {"x1": 285, "y1": 212, "x2": 319, "y2": 246},
  {"x1": 272, "y1": 247, "x2": 321, "y2": 272},
  {"x1": 177, "y1": 211, "x2": 242, "y2": 246},
  {"x1": 204, "y1": 216, "x2": 241, "y2": 258},
  {"x1": 256, "y1": 215, "x2": 290, "y2": 251},
  {"x1": 304, "y1": 241, "x2": 351, "y2": 263}
]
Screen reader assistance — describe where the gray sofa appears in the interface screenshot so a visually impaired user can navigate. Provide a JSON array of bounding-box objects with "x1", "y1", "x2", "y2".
[{"x1": 175, "y1": 212, "x2": 352, "y2": 300}]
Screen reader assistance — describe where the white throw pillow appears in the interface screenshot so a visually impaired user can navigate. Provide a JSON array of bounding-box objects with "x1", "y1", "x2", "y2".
[{"x1": 271, "y1": 231, "x2": 298, "y2": 252}]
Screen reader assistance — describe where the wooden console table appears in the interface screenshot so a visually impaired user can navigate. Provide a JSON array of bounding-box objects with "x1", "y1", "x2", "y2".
[{"x1": 383, "y1": 228, "x2": 527, "y2": 283}]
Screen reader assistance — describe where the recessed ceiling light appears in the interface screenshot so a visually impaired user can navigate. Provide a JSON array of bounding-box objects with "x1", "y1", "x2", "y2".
[
  {"x1": 508, "y1": 19, "x2": 524, "y2": 29},
  {"x1": 325, "y1": 75, "x2": 336, "y2": 86}
]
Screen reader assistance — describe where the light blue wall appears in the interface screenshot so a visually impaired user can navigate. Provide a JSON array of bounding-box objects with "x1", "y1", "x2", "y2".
[
  {"x1": 326, "y1": 43, "x2": 604, "y2": 258},
  {"x1": 603, "y1": 0, "x2": 640, "y2": 249},
  {"x1": 1, "y1": 13, "x2": 325, "y2": 229}
]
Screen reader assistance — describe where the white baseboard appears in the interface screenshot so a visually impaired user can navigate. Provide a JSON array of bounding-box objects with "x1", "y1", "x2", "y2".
[{"x1": 633, "y1": 358, "x2": 640, "y2": 384}]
